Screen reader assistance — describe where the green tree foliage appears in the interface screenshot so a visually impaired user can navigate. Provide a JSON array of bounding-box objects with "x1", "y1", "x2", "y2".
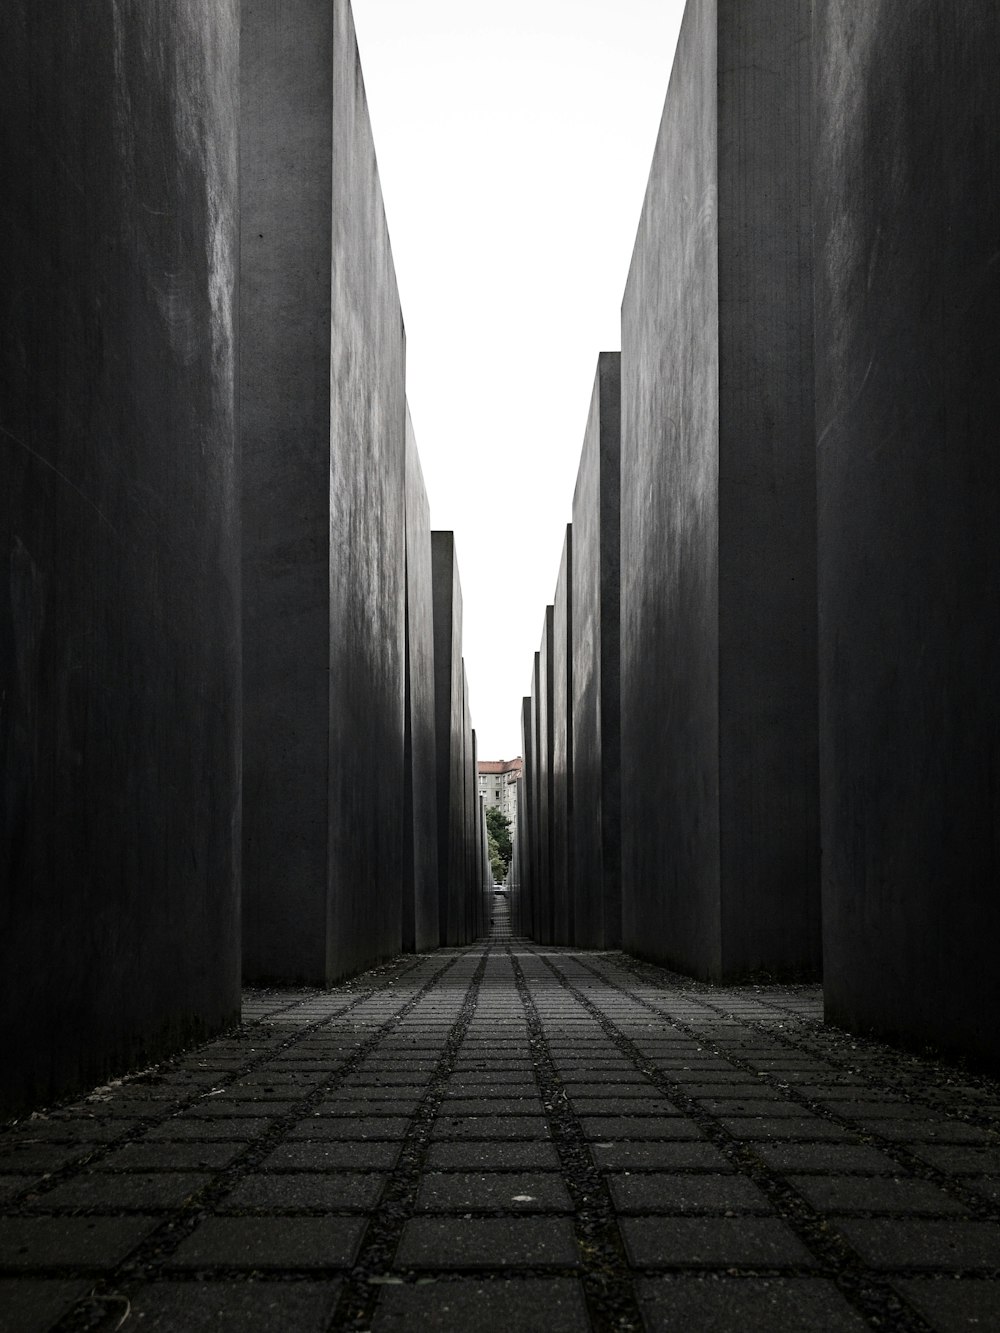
[{"x1": 485, "y1": 805, "x2": 512, "y2": 881}]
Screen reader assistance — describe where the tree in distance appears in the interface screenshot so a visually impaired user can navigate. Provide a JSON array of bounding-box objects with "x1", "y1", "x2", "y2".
[{"x1": 485, "y1": 805, "x2": 512, "y2": 882}]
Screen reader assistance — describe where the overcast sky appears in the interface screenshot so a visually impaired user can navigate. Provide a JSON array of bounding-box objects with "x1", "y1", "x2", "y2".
[{"x1": 351, "y1": 0, "x2": 685, "y2": 759}]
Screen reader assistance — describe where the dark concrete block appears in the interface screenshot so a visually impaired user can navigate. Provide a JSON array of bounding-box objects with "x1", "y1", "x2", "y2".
[
  {"x1": 814, "y1": 0, "x2": 1000, "y2": 1069},
  {"x1": 517, "y1": 698, "x2": 535, "y2": 938},
  {"x1": 403, "y1": 409, "x2": 439, "y2": 953},
  {"x1": 551, "y1": 527, "x2": 574, "y2": 944},
  {"x1": 620, "y1": 0, "x2": 819, "y2": 981},
  {"x1": 537, "y1": 609, "x2": 555, "y2": 944},
  {"x1": 242, "y1": 0, "x2": 405, "y2": 984},
  {"x1": 432, "y1": 532, "x2": 465, "y2": 947},
  {"x1": 571, "y1": 353, "x2": 622, "y2": 949},
  {"x1": 0, "y1": 0, "x2": 241, "y2": 1117}
]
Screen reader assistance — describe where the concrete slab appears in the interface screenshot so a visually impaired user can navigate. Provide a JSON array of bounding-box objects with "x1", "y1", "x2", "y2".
[
  {"x1": 813, "y1": 0, "x2": 1000, "y2": 1069},
  {"x1": 620, "y1": 0, "x2": 819, "y2": 981},
  {"x1": 551, "y1": 527, "x2": 574, "y2": 945},
  {"x1": 241, "y1": 0, "x2": 405, "y2": 984},
  {"x1": 432, "y1": 533, "x2": 465, "y2": 947}
]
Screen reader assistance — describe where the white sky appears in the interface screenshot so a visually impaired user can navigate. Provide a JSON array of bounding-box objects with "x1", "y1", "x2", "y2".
[{"x1": 351, "y1": 0, "x2": 685, "y2": 759}]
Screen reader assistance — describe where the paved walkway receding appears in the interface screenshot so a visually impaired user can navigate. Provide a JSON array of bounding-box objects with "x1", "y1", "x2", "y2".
[{"x1": 2, "y1": 899, "x2": 1000, "y2": 1330}]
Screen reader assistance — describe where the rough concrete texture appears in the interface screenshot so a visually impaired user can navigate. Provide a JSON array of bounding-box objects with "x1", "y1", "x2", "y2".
[
  {"x1": 620, "y1": 0, "x2": 819, "y2": 982},
  {"x1": 0, "y1": 0, "x2": 241, "y2": 1117},
  {"x1": 460, "y1": 669, "x2": 474, "y2": 945},
  {"x1": 403, "y1": 408, "x2": 439, "y2": 953},
  {"x1": 814, "y1": 0, "x2": 1000, "y2": 1067},
  {"x1": 551, "y1": 528, "x2": 574, "y2": 944},
  {"x1": 242, "y1": 0, "x2": 405, "y2": 984},
  {"x1": 530, "y1": 662, "x2": 542, "y2": 943},
  {"x1": 571, "y1": 354, "x2": 622, "y2": 951},
  {"x1": 537, "y1": 610, "x2": 556, "y2": 946},
  {"x1": 6, "y1": 926, "x2": 1000, "y2": 1332},
  {"x1": 432, "y1": 533, "x2": 465, "y2": 948}
]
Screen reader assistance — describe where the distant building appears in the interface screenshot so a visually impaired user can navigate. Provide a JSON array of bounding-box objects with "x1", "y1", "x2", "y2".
[{"x1": 478, "y1": 757, "x2": 522, "y2": 837}]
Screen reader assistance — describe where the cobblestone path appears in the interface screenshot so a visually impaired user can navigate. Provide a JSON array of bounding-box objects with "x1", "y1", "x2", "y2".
[{"x1": 3, "y1": 899, "x2": 1000, "y2": 1330}]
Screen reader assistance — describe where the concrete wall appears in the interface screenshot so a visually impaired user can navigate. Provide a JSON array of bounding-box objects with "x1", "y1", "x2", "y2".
[
  {"x1": 571, "y1": 354, "x2": 622, "y2": 950},
  {"x1": 551, "y1": 528, "x2": 574, "y2": 944},
  {"x1": 530, "y1": 663, "x2": 542, "y2": 942},
  {"x1": 403, "y1": 408, "x2": 439, "y2": 953},
  {"x1": 621, "y1": 0, "x2": 819, "y2": 981},
  {"x1": 814, "y1": 0, "x2": 1000, "y2": 1066},
  {"x1": 0, "y1": 1, "x2": 241, "y2": 1115},
  {"x1": 432, "y1": 532, "x2": 465, "y2": 947},
  {"x1": 242, "y1": 0, "x2": 405, "y2": 983}
]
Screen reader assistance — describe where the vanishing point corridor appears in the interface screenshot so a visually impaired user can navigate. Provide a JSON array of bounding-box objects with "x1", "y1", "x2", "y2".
[{"x1": 2, "y1": 900, "x2": 1000, "y2": 1331}]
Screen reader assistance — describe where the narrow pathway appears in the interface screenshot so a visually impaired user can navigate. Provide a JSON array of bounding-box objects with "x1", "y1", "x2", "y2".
[{"x1": 2, "y1": 900, "x2": 1000, "y2": 1330}]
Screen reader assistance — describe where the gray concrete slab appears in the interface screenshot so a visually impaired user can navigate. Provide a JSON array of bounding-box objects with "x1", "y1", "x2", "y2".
[
  {"x1": 537, "y1": 608, "x2": 555, "y2": 945},
  {"x1": 551, "y1": 527, "x2": 574, "y2": 945},
  {"x1": 432, "y1": 533, "x2": 465, "y2": 948},
  {"x1": 813, "y1": 0, "x2": 1000, "y2": 1068},
  {"x1": 620, "y1": 0, "x2": 819, "y2": 982},
  {"x1": 0, "y1": 0, "x2": 240, "y2": 1118},
  {"x1": 403, "y1": 409, "x2": 440, "y2": 953},
  {"x1": 241, "y1": 0, "x2": 405, "y2": 984},
  {"x1": 571, "y1": 353, "x2": 622, "y2": 950}
]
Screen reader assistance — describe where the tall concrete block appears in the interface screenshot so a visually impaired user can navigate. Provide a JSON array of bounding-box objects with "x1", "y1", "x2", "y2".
[
  {"x1": 621, "y1": 0, "x2": 819, "y2": 981},
  {"x1": 530, "y1": 665, "x2": 542, "y2": 942},
  {"x1": 518, "y1": 697, "x2": 535, "y2": 938},
  {"x1": 537, "y1": 608, "x2": 556, "y2": 945},
  {"x1": 1, "y1": 1, "x2": 241, "y2": 1115},
  {"x1": 814, "y1": 0, "x2": 1000, "y2": 1066},
  {"x1": 461, "y1": 667, "x2": 474, "y2": 945},
  {"x1": 242, "y1": 0, "x2": 405, "y2": 983},
  {"x1": 572, "y1": 354, "x2": 622, "y2": 950},
  {"x1": 403, "y1": 408, "x2": 439, "y2": 953},
  {"x1": 432, "y1": 531, "x2": 465, "y2": 947},
  {"x1": 551, "y1": 527, "x2": 574, "y2": 944}
]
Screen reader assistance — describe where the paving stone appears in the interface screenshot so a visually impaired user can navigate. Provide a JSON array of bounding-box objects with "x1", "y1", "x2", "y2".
[
  {"x1": 910, "y1": 1146, "x2": 1000, "y2": 1174},
  {"x1": 635, "y1": 1276, "x2": 868, "y2": 1331},
  {"x1": 372, "y1": 1276, "x2": 588, "y2": 1331},
  {"x1": 720, "y1": 1117, "x2": 853, "y2": 1142},
  {"x1": 425, "y1": 1141, "x2": 561, "y2": 1171},
  {"x1": 697, "y1": 1099, "x2": 808, "y2": 1117},
  {"x1": 0, "y1": 1279, "x2": 90, "y2": 1333},
  {"x1": 24, "y1": 1172, "x2": 211, "y2": 1211},
  {"x1": 0, "y1": 1145, "x2": 95, "y2": 1174},
  {"x1": 431, "y1": 1115, "x2": 549, "y2": 1141},
  {"x1": 787, "y1": 1175, "x2": 969, "y2": 1216},
  {"x1": 395, "y1": 1217, "x2": 580, "y2": 1269},
  {"x1": 859, "y1": 1120, "x2": 994, "y2": 1145},
  {"x1": 219, "y1": 1173, "x2": 385, "y2": 1212},
  {"x1": 621, "y1": 1217, "x2": 815, "y2": 1268},
  {"x1": 415, "y1": 1172, "x2": 573, "y2": 1213},
  {"x1": 591, "y1": 1142, "x2": 733, "y2": 1171},
  {"x1": 894, "y1": 1277, "x2": 1000, "y2": 1331},
  {"x1": 262, "y1": 1142, "x2": 400, "y2": 1171},
  {"x1": 438, "y1": 1100, "x2": 545, "y2": 1116},
  {"x1": 144, "y1": 1119, "x2": 269, "y2": 1141},
  {"x1": 608, "y1": 1174, "x2": 772, "y2": 1214},
  {"x1": 834, "y1": 1219, "x2": 1000, "y2": 1270},
  {"x1": 115, "y1": 1280, "x2": 343, "y2": 1332},
  {"x1": 753, "y1": 1144, "x2": 900, "y2": 1174},
  {"x1": 0, "y1": 1216, "x2": 158, "y2": 1268},
  {"x1": 100, "y1": 1142, "x2": 244, "y2": 1170},
  {"x1": 285, "y1": 1117, "x2": 410, "y2": 1141},
  {"x1": 571, "y1": 1099, "x2": 680, "y2": 1116},
  {"x1": 169, "y1": 1217, "x2": 364, "y2": 1269},
  {"x1": 581, "y1": 1117, "x2": 702, "y2": 1141}
]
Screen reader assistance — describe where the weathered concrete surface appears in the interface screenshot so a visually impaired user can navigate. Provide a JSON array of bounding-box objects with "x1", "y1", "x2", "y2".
[
  {"x1": 432, "y1": 532, "x2": 465, "y2": 947},
  {"x1": 537, "y1": 608, "x2": 556, "y2": 945},
  {"x1": 403, "y1": 408, "x2": 439, "y2": 953},
  {"x1": 621, "y1": 0, "x2": 819, "y2": 982},
  {"x1": 530, "y1": 662, "x2": 542, "y2": 942},
  {"x1": 571, "y1": 354, "x2": 622, "y2": 950},
  {"x1": 460, "y1": 667, "x2": 474, "y2": 945},
  {"x1": 0, "y1": 1, "x2": 241, "y2": 1115},
  {"x1": 551, "y1": 528, "x2": 574, "y2": 944},
  {"x1": 814, "y1": 0, "x2": 1000, "y2": 1067},
  {"x1": 242, "y1": 0, "x2": 405, "y2": 983}
]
